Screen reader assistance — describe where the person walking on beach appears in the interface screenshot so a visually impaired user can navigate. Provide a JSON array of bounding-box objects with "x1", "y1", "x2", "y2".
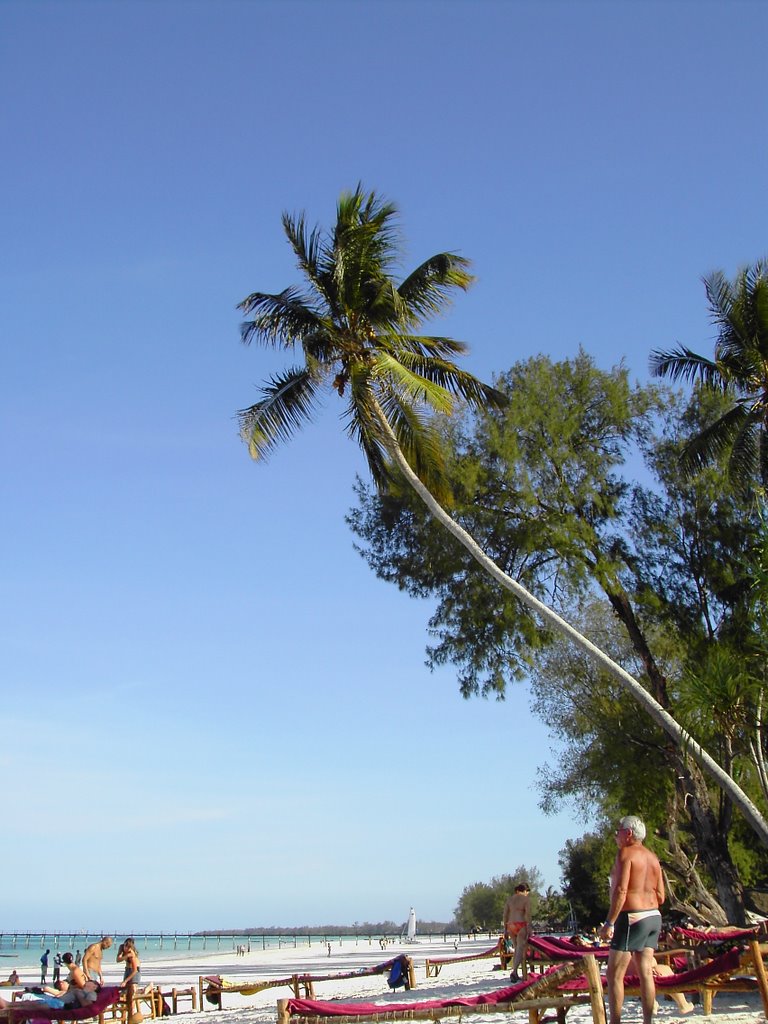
[
  {"x1": 40, "y1": 949, "x2": 50, "y2": 985},
  {"x1": 82, "y1": 936, "x2": 113, "y2": 984},
  {"x1": 503, "y1": 883, "x2": 531, "y2": 982},
  {"x1": 599, "y1": 815, "x2": 664, "y2": 1024}
]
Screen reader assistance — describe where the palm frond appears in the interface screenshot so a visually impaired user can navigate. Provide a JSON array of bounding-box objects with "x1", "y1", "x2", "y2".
[
  {"x1": 377, "y1": 387, "x2": 453, "y2": 502},
  {"x1": 239, "y1": 288, "x2": 324, "y2": 348},
  {"x1": 372, "y1": 351, "x2": 455, "y2": 415},
  {"x1": 397, "y1": 253, "x2": 475, "y2": 326},
  {"x1": 392, "y1": 333, "x2": 469, "y2": 358},
  {"x1": 237, "y1": 367, "x2": 323, "y2": 460},
  {"x1": 680, "y1": 402, "x2": 751, "y2": 476},
  {"x1": 341, "y1": 377, "x2": 392, "y2": 491},
  {"x1": 281, "y1": 211, "x2": 340, "y2": 317},
  {"x1": 728, "y1": 413, "x2": 760, "y2": 490},
  {"x1": 649, "y1": 345, "x2": 725, "y2": 388}
]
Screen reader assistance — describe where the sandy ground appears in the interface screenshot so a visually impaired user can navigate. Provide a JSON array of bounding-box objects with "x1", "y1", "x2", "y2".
[{"x1": 83, "y1": 937, "x2": 766, "y2": 1024}]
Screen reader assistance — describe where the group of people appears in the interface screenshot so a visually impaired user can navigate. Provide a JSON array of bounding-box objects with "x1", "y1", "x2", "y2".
[
  {"x1": 0, "y1": 935, "x2": 143, "y2": 1017},
  {"x1": 504, "y1": 814, "x2": 690, "y2": 1024}
]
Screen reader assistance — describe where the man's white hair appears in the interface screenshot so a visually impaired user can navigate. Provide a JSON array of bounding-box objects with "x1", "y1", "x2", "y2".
[{"x1": 619, "y1": 815, "x2": 646, "y2": 841}]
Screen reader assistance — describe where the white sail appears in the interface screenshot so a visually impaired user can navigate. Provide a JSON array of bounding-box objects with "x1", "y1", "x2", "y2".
[{"x1": 406, "y1": 907, "x2": 417, "y2": 942}]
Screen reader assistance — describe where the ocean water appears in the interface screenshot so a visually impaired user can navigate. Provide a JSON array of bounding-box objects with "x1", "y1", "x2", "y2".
[{"x1": 0, "y1": 933, "x2": 403, "y2": 974}]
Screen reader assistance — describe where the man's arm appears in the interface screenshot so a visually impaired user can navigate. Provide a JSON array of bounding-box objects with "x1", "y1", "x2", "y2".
[
  {"x1": 600, "y1": 852, "x2": 631, "y2": 937},
  {"x1": 654, "y1": 858, "x2": 665, "y2": 907}
]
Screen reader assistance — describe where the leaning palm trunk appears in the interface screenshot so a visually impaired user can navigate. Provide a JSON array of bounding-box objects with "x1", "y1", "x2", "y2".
[{"x1": 371, "y1": 396, "x2": 768, "y2": 848}]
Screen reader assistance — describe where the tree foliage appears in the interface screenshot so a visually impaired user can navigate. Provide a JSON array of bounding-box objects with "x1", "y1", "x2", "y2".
[
  {"x1": 454, "y1": 867, "x2": 543, "y2": 930},
  {"x1": 348, "y1": 352, "x2": 768, "y2": 920}
]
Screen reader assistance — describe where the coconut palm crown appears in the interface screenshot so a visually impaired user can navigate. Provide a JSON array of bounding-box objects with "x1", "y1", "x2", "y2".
[
  {"x1": 237, "y1": 186, "x2": 505, "y2": 499},
  {"x1": 649, "y1": 260, "x2": 768, "y2": 494}
]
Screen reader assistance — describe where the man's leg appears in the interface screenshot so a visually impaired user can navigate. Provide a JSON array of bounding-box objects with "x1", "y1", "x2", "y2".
[
  {"x1": 632, "y1": 949, "x2": 656, "y2": 1024},
  {"x1": 606, "y1": 949, "x2": 631, "y2": 1024},
  {"x1": 512, "y1": 927, "x2": 528, "y2": 975}
]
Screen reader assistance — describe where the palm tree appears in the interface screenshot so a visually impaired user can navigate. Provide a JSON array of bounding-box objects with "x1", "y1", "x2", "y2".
[
  {"x1": 649, "y1": 260, "x2": 768, "y2": 494},
  {"x1": 237, "y1": 187, "x2": 768, "y2": 846}
]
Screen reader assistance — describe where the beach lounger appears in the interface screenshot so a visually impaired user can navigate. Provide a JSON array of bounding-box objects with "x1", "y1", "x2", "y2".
[
  {"x1": 521, "y1": 935, "x2": 611, "y2": 978},
  {"x1": 277, "y1": 955, "x2": 606, "y2": 1024},
  {"x1": 200, "y1": 955, "x2": 415, "y2": 1009},
  {"x1": 0, "y1": 986, "x2": 121, "y2": 1024},
  {"x1": 425, "y1": 941, "x2": 506, "y2": 978},
  {"x1": 555, "y1": 941, "x2": 768, "y2": 1017}
]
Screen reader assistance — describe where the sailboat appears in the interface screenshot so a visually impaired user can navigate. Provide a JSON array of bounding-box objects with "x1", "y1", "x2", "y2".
[{"x1": 406, "y1": 907, "x2": 417, "y2": 943}]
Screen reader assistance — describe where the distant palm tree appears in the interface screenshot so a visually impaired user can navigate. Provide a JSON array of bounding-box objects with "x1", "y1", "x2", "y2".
[
  {"x1": 236, "y1": 187, "x2": 768, "y2": 845},
  {"x1": 650, "y1": 260, "x2": 768, "y2": 494}
]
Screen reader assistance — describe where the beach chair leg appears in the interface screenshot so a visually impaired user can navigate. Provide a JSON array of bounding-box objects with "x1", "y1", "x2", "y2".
[
  {"x1": 276, "y1": 999, "x2": 290, "y2": 1024},
  {"x1": 584, "y1": 953, "x2": 607, "y2": 1024},
  {"x1": 700, "y1": 988, "x2": 713, "y2": 1015},
  {"x1": 748, "y1": 938, "x2": 768, "y2": 1018}
]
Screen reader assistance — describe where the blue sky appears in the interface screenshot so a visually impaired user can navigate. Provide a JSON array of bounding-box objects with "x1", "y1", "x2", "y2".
[{"x1": 1, "y1": 0, "x2": 766, "y2": 932}]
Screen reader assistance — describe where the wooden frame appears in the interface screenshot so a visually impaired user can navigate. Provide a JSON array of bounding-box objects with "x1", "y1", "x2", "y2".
[
  {"x1": 276, "y1": 955, "x2": 607, "y2": 1024},
  {"x1": 199, "y1": 958, "x2": 416, "y2": 1010}
]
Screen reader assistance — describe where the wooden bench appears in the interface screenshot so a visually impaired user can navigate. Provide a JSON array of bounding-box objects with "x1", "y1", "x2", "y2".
[{"x1": 157, "y1": 988, "x2": 197, "y2": 1014}]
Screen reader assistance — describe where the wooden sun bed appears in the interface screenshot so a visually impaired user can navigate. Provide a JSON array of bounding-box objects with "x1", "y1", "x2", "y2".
[
  {"x1": 0, "y1": 986, "x2": 121, "y2": 1024},
  {"x1": 277, "y1": 955, "x2": 606, "y2": 1024},
  {"x1": 277, "y1": 940, "x2": 768, "y2": 1024},
  {"x1": 425, "y1": 942, "x2": 506, "y2": 978},
  {"x1": 200, "y1": 956, "x2": 415, "y2": 1009},
  {"x1": 555, "y1": 941, "x2": 768, "y2": 1017}
]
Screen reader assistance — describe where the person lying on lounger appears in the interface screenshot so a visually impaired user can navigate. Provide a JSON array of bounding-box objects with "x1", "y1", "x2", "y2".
[
  {"x1": 1, "y1": 954, "x2": 100, "y2": 1011},
  {"x1": 652, "y1": 959, "x2": 695, "y2": 1015}
]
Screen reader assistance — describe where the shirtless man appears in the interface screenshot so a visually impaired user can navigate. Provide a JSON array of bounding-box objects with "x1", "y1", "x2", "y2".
[
  {"x1": 599, "y1": 816, "x2": 665, "y2": 1024},
  {"x1": 503, "y1": 883, "x2": 531, "y2": 982},
  {"x1": 82, "y1": 936, "x2": 113, "y2": 984}
]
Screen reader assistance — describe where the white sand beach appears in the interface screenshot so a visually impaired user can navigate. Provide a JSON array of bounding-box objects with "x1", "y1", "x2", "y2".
[{"x1": 71, "y1": 937, "x2": 766, "y2": 1024}]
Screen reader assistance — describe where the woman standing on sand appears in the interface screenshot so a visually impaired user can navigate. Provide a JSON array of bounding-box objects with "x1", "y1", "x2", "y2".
[{"x1": 117, "y1": 937, "x2": 142, "y2": 1021}]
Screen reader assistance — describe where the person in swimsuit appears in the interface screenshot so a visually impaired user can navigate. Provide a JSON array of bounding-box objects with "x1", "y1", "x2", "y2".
[
  {"x1": 82, "y1": 936, "x2": 113, "y2": 984},
  {"x1": 117, "y1": 937, "x2": 142, "y2": 1021},
  {"x1": 599, "y1": 815, "x2": 665, "y2": 1024},
  {"x1": 503, "y1": 883, "x2": 532, "y2": 982}
]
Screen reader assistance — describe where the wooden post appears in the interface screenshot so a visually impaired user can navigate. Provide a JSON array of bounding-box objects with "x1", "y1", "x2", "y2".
[
  {"x1": 748, "y1": 940, "x2": 768, "y2": 1018},
  {"x1": 406, "y1": 956, "x2": 416, "y2": 990},
  {"x1": 583, "y1": 953, "x2": 607, "y2": 1024},
  {"x1": 276, "y1": 999, "x2": 291, "y2": 1024},
  {"x1": 701, "y1": 987, "x2": 714, "y2": 1015}
]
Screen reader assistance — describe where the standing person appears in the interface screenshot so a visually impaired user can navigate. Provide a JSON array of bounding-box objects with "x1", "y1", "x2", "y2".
[
  {"x1": 117, "y1": 937, "x2": 141, "y2": 1022},
  {"x1": 40, "y1": 949, "x2": 50, "y2": 985},
  {"x1": 75, "y1": 950, "x2": 82, "y2": 966},
  {"x1": 503, "y1": 883, "x2": 531, "y2": 982},
  {"x1": 599, "y1": 815, "x2": 665, "y2": 1024},
  {"x1": 53, "y1": 952, "x2": 62, "y2": 985},
  {"x1": 82, "y1": 936, "x2": 113, "y2": 984}
]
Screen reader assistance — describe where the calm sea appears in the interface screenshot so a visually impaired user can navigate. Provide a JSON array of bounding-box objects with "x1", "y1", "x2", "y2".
[{"x1": 0, "y1": 933, "x2": 410, "y2": 973}]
